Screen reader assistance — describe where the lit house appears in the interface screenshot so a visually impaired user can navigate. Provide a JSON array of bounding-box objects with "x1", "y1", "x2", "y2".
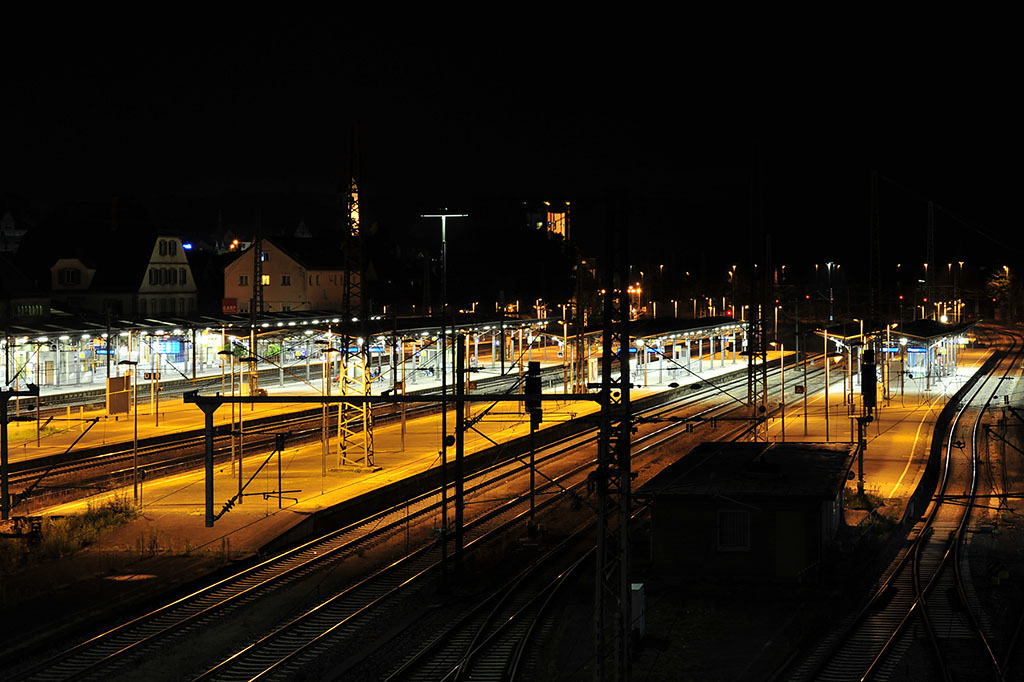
[{"x1": 222, "y1": 237, "x2": 353, "y2": 314}]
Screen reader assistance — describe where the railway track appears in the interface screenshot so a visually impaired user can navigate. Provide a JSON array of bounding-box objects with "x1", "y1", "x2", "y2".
[
  {"x1": 4, "y1": 359, "x2": 797, "y2": 682},
  {"x1": 6, "y1": 364, "x2": 570, "y2": 510},
  {"x1": 785, "y1": 328, "x2": 1024, "y2": 682}
]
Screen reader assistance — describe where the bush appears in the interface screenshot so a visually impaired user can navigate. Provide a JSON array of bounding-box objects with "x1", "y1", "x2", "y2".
[{"x1": 0, "y1": 494, "x2": 138, "y2": 576}]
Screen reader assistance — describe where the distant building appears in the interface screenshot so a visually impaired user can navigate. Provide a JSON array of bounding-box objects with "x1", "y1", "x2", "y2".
[
  {"x1": 0, "y1": 210, "x2": 28, "y2": 253},
  {"x1": 0, "y1": 253, "x2": 49, "y2": 324},
  {"x1": 49, "y1": 236, "x2": 197, "y2": 318},
  {"x1": 223, "y1": 236, "x2": 353, "y2": 314},
  {"x1": 635, "y1": 442, "x2": 856, "y2": 582},
  {"x1": 524, "y1": 200, "x2": 570, "y2": 241}
]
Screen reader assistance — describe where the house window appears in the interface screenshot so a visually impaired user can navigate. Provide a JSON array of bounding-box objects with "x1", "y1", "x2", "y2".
[
  {"x1": 149, "y1": 269, "x2": 158, "y2": 285},
  {"x1": 169, "y1": 241, "x2": 177, "y2": 256},
  {"x1": 169, "y1": 268, "x2": 177, "y2": 285},
  {"x1": 260, "y1": 251, "x2": 269, "y2": 262},
  {"x1": 261, "y1": 274, "x2": 271, "y2": 286},
  {"x1": 140, "y1": 299, "x2": 147, "y2": 315},
  {"x1": 180, "y1": 268, "x2": 187, "y2": 285},
  {"x1": 717, "y1": 510, "x2": 751, "y2": 551},
  {"x1": 58, "y1": 268, "x2": 81, "y2": 285},
  {"x1": 159, "y1": 240, "x2": 167, "y2": 256},
  {"x1": 281, "y1": 275, "x2": 291, "y2": 286},
  {"x1": 239, "y1": 275, "x2": 248, "y2": 286}
]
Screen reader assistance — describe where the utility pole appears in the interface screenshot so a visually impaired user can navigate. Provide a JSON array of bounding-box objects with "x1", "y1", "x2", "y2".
[{"x1": 2, "y1": 384, "x2": 40, "y2": 520}]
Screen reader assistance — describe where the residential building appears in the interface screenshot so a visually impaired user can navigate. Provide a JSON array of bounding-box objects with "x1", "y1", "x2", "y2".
[
  {"x1": 223, "y1": 237, "x2": 353, "y2": 314},
  {"x1": 49, "y1": 235, "x2": 197, "y2": 318}
]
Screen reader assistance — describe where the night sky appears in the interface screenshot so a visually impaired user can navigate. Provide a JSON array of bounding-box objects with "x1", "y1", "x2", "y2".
[{"x1": 3, "y1": 22, "x2": 1020, "y2": 301}]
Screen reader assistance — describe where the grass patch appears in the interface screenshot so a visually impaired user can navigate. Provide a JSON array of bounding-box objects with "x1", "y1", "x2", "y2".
[{"x1": 0, "y1": 493, "x2": 138, "y2": 576}]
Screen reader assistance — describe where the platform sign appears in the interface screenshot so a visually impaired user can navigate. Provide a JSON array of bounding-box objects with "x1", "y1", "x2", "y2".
[{"x1": 107, "y1": 376, "x2": 130, "y2": 415}]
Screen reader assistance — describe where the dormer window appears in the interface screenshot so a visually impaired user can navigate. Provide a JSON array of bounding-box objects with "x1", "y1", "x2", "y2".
[{"x1": 58, "y1": 268, "x2": 81, "y2": 285}]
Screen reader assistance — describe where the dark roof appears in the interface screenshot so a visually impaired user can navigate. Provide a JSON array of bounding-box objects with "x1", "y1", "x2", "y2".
[
  {"x1": 635, "y1": 441, "x2": 856, "y2": 501},
  {"x1": 232, "y1": 236, "x2": 346, "y2": 271},
  {"x1": 0, "y1": 253, "x2": 43, "y2": 297},
  {"x1": 547, "y1": 315, "x2": 745, "y2": 339},
  {"x1": 894, "y1": 319, "x2": 978, "y2": 342}
]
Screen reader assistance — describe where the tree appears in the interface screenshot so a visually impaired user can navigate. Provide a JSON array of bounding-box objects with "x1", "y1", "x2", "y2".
[{"x1": 986, "y1": 268, "x2": 1016, "y2": 320}]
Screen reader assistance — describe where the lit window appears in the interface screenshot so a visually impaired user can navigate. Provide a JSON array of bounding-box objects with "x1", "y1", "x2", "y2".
[
  {"x1": 261, "y1": 274, "x2": 271, "y2": 286},
  {"x1": 261, "y1": 251, "x2": 269, "y2": 262}
]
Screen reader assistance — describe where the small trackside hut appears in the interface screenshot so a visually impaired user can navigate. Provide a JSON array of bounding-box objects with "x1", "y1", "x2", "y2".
[{"x1": 635, "y1": 442, "x2": 856, "y2": 582}]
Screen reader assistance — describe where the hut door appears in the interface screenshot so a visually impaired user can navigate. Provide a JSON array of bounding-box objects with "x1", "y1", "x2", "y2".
[{"x1": 775, "y1": 510, "x2": 806, "y2": 579}]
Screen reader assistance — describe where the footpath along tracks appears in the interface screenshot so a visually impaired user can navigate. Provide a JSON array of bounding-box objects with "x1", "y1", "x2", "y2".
[{"x1": 786, "y1": 329, "x2": 1024, "y2": 682}]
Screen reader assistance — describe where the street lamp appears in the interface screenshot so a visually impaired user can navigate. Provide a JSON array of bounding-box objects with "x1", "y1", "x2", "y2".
[{"x1": 117, "y1": 359, "x2": 139, "y2": 504}]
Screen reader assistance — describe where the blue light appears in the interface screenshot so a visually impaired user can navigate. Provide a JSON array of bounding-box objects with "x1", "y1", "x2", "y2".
[{"x1": 182, "y1": 242, "x2": 193, "y2": 250}]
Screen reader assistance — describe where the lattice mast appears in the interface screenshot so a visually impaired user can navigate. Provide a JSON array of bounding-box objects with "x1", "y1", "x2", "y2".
[
  {"x1": 746, "y1": 159, "x2": 769, "y2": 441},
  {"x1": 593, "y1": 201, "x2": 632, "y2": 682},
  {"x1": 926, "y1": 200, "x2": 935, "y2": 317},
  {"x1": 868, "y1": 170, "x2": 882, "y2": 329},
  {"x1": 570, "y1": 222, "x2": 589, "y2": 393},
  {"x1": 339, "y1": 172, "x2": 373, "y2": 467},
  {"x1": 249, "y1": 211, "x2": 263, "y2": 399}
]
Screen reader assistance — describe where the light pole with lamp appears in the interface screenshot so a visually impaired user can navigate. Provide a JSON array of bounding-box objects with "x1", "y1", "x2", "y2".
[
  {"x1": 421, "y1": 212, "x2": 467, "y2": 584},
  {"x1": 117, "y1": 359, "x2": 139, "y2": 504}
]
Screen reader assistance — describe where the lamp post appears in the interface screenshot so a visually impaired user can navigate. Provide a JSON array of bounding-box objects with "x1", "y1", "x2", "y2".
[
  {"x1": 117, "y1": 359, "x2": 139, "y2": 503},
  {"x1": 421, "y1": 211, "x2": 467, "y2": 588}
]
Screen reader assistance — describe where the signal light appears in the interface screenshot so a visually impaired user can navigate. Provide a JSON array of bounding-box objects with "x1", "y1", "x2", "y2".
[
  {"x1": 525, "y1": 361, "x2": 542, "y2": 428},
  {"x1": 899, "y1": 294, "x2": 903, "y2": 300}
]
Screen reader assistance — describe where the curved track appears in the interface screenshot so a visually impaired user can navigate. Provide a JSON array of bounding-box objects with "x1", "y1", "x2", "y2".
[{"x1": 788, "y1": 328, "x2": 1024, "y2": 682}]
